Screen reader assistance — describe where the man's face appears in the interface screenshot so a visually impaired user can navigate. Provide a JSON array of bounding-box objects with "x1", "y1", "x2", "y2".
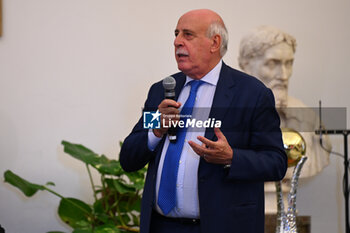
[
  {"x1": 174, "y1": 14, "x2": 214, "y2": 79},
  {"x1": 245, "y1": 42, "x2": 294, "y2": 107}
]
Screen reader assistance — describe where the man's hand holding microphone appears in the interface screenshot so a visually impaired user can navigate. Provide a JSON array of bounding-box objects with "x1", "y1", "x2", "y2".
[
  {"x1": 153, "y1": 99, "x2": 181, "y2": 139},
  {"x1": 153, "y1": 76, "x2": 180, "y2": 141}
]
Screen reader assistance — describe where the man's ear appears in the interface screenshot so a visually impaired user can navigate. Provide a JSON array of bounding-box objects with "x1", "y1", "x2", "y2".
[{"x1": 210, "y1": 35, "x2": 221, "y2": 54}]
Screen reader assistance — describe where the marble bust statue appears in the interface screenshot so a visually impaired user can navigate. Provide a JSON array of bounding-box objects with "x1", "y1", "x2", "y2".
[{"x1": 238, "y1": 25, "x2": 331, "y2": 213}]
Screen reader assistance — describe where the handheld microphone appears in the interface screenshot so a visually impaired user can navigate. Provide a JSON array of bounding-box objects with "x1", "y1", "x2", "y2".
[{"x1": 162, "y1": 76, "x2": 177, "y2": 142}]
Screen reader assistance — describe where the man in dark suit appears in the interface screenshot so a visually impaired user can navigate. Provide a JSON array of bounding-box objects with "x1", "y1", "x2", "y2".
[{"x1": 120, "y1": 9, "x2": 287, "y2": 233}]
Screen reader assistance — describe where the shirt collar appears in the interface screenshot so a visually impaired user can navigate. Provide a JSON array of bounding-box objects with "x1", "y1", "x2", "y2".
[{"x1": 184, "y1": 60, "x2": 222, "y2": 87}]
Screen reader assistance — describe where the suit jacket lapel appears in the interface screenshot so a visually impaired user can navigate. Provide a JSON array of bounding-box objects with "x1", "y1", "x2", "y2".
[
  {"x1": 205, "y1": 62, "x2": 236, "y2": 140},
  {"x1": 174, "y1": 74, "x2": 186, "y2": 101}
]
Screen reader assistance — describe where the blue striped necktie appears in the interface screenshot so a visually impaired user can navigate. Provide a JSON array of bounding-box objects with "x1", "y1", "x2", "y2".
[{"x1": 158, "y1": 80, "x2": 204, "y2": 215}]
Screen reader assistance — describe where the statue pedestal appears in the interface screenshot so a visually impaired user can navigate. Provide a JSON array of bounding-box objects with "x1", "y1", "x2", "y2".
[{"x1": 265, "y1": 214, "x2": 311, "y2": 233}]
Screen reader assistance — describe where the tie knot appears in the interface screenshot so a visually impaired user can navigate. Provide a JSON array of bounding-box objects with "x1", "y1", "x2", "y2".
[{"x1": 189, "y1": 80, "x2": 204, "y2": 93}]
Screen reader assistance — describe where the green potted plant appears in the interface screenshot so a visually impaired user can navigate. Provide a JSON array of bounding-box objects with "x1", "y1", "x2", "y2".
[{"x1": 4, "y1": 141, "x2": 146, "y2": 233}]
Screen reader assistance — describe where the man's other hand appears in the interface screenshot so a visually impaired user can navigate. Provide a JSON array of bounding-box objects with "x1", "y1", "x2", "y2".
[{"x1": 188, "y1": 128, "x2": 233, "y2": 165}]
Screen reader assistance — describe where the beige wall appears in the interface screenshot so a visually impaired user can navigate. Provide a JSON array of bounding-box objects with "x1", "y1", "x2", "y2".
[{"x1": 0, "y1": 0, "x2": 349, "y2": 232}]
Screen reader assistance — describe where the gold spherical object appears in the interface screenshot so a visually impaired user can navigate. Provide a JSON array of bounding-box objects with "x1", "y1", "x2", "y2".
[{"x1": 281, "y1": 128, "x2": 306, "y2": 167}]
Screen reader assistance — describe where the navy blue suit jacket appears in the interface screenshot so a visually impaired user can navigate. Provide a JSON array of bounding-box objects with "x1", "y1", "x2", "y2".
[{"x1": 120, "y1": 63, "x2": 287, "y2": 233}]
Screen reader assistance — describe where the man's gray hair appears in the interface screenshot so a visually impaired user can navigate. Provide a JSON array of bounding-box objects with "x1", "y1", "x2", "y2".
[
  {"x1": 207, "y1": 21, "x2": 229, "y2": 57},
  {"x1": 238, "y1": 25, "x2": 296, "y2": 69}
]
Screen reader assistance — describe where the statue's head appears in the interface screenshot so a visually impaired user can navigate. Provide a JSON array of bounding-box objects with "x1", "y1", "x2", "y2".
[{"x1": 238, "y1": 26, "x2": 296, "y2": 108}]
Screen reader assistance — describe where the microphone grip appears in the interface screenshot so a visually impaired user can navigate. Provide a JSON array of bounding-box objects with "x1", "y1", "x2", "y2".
[
  {"x1": 168, "y1": 127, "x2": 177, "y2": 143},
  {"x1": 164, "y1": 90, "x2": 177, "y2": 143}
]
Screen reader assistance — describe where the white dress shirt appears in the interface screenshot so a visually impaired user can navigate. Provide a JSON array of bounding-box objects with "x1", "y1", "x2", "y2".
[{"x1": 148, "y1": 60, "x2": 222, "y2": 218}]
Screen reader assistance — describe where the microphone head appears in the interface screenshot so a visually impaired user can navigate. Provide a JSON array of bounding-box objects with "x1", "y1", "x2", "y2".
[{"x1": 162, "y1": 76, "x2": 176, "y2": 91}]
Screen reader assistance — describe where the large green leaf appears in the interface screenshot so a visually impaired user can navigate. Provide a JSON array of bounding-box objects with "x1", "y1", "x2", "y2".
[
  {"x1": 3, "y1": 170, "x2": 46, "y2": 197},
  {"x1": 61, "y1": 141, "x2": 124, "y2": 176},
  {"x1": 105, "y1": 179, "x2": 136, "y2": 194},
  {"x1": 95, "y1": 156, "x2": 124, "y2": 176},
  {"x1": 61, "y1": 141, "x2": 100, "y2": 165},
  {"x1": 58, "y1": 197, "x2": 92, "y2": 228}
]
